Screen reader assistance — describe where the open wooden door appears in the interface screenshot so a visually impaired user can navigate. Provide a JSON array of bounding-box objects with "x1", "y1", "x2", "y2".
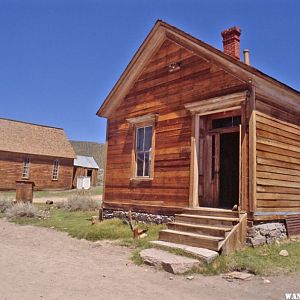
[{"x1": 200, "y1": 111, "x2": 241, "y2": 209}]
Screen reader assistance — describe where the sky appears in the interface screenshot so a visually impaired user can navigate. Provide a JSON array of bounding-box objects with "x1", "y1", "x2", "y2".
[{"x1": 0, "y1": 0, "x2": 299, "y2": 143}]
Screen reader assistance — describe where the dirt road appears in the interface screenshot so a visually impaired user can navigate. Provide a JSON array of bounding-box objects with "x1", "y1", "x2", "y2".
[{"x1": 0, "y1": 219, "x2": 298, "y2": 300}]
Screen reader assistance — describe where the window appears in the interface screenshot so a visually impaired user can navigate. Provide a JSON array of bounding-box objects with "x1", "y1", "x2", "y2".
[
  {"x1": 127, "y1": 113, "x2": 157, "y2": 180},
  {"x1": 22, "y1": 158, "x2": 30, "y2": 178},
  {"x1": 52, "y1": 159, "x2": 59, "y2": 180},
  {"x1": 136, "y1": 125, "x2": 153, "y2": 177},
  {"x1": 212, "y1": 116, "x2": 241, "y2": 129}
]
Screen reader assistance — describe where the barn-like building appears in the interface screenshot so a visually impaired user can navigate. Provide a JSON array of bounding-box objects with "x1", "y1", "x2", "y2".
[{"x1": 0, "y1": 118, "x2": 75, "y2": 190}]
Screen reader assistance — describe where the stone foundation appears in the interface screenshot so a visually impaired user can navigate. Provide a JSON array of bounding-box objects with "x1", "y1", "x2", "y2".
[
  {"x1": 246, "y1": 222, "x2": 287, "y2": 247},
  {"x1": 103, "y1": 209, "x2": 175, "y2": 224}
]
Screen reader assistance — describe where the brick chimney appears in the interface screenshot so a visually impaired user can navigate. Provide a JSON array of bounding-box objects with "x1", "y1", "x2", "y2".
[{"x1": 221, "y1": 27, "x2": 241, "y2": 60}]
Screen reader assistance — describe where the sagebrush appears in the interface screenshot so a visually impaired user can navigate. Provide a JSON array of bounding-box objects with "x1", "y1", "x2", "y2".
[
  {"x1": 56, "y1": 195, "x2": 100, "y2": 212},
  {"x1": 5, "y1": 202, "x2": 39, "y2": 218},
  {"x1": 0, "y1": 198, "x2": 13, "y2": 213}
]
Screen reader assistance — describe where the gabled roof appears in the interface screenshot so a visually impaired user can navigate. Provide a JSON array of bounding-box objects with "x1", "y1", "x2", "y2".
[
  {"x1": 0, "y1": 118, "x2": 75, "y2": 159},
  {"x1": 97, "y1": 20, "x2": 300, "y2": 118},
  {"x1": 74, "y1": 155, "x2": 99, "y2": 169}
]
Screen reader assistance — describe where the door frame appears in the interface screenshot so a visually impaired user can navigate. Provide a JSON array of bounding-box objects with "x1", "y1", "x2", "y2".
[{"x1": 186, "y1": 91, "x2": 249, "y2": 211}]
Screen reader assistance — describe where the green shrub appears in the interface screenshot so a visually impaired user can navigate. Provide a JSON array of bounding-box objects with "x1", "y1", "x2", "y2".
[
  {"x1": 0, "y1": 198, "x2": 13, "y2": 213},
  {"x1": 58, "y1": 195, "x2": 100, "y2": 212}
]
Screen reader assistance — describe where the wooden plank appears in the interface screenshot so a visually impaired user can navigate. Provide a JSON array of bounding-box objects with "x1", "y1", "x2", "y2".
[
  {"x1": 257, "y1": 185, "x2": 300, "y2": 194},
  {"x1": 256, "y1": 111, "x2": 300, "y2": 132},
  {"x1": 257, "y1": 143, "x2": 300, "y2": 160},
  {"x1": 256, "y1": 98, "x2": 300, "y2": 126},
  {"x1": 256, "y1": 126, "x2": 300, "y2": 147},
  {"x1": 257, "y1": 200, "x2": 300, "y2": 207},
  {"x1": 257, "y1": 171, "x2": 300, "y2": 183},
  {"x1": 257, "y1": 157, "x2": 300, "y2": 171},
  {"x1": 249, "y1": 95, "x2": 256, "y2": 212},
  {"x1": 257, "y1": 150, "x2": 300, "y2": 166},
  {"x1": 257, "y1": 165, "x2": 300, "y2": 176},
  {"x1": 257, "y1": 193, "x2": 300, "y2": 200},
  {"x1": 256, "y1": 207, "x2": 300, "y2": 212},
  {"x1": 257, "y1": 137, "x2": 300, "y2": 155},
  {"x1": 257, "y1": 178, "x2": 300, "y2": 189}
]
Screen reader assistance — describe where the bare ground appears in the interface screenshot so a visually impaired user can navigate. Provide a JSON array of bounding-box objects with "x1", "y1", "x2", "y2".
[{"x1": 0, "y1": 219, "x2": 299, "y2": 300}]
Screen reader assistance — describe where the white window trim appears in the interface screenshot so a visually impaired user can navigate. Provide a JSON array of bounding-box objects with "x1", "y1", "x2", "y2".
[
  {"x1": 52, "y1": 159, "x2": 59, "y2": 180},
  {"x1": 135, "y1": 125, "x2": 153, "y2": 178},
  {"x1": 22, "y1": 158, "x2": 30, "y2": 179},
  {"x1": 127, "y1": 114, "x2": 157, "y2": 181}
]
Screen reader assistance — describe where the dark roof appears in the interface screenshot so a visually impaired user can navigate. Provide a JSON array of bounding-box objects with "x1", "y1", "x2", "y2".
[{"x1": 0, "y1": 118, "x2": 75, "y2": 159}]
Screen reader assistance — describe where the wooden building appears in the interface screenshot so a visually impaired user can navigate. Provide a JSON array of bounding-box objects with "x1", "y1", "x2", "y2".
[
  {"x1": 97, "y1": 21, "x2": 300, "y2": 232},
  {"x1": 0, "y1": 118, "x2": 75, "y2": 190},
  {"x1": 73, "y1": 155, "x2": 99, "y2": 188}
]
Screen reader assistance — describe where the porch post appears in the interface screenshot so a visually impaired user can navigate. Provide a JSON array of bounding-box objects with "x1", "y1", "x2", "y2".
[{"x1": 189, "y1": 114, "x2": 199, "y2": 208}]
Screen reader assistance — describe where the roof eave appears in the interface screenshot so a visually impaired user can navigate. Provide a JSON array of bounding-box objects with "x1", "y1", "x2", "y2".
[{"x1": 96, "y1": 20, "x2": 300, "y2": 118}]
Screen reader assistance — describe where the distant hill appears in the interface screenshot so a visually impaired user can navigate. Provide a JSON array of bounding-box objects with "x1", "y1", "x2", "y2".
[{"x1": 70, "y1": 141, "x2": 105, "y2": 169}]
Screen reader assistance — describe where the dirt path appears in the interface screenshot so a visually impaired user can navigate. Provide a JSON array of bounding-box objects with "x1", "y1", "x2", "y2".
[{"x1": 0, "y1": 219, "x2": 298, "y2": 300}]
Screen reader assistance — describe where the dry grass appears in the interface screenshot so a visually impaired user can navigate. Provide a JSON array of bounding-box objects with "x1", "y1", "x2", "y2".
[
  {"x1": 5, "y1": 202, "x2": 39, "y2": 218},
  {"x1": 0, "y1": 198, "x2": 13, "y2": 213},
  {"x1": 56, "y1": 194, "x2": 101, "y2": 212}
]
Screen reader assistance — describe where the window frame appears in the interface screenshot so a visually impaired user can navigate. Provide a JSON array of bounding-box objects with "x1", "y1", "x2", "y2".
[
  {"x1": 22, "y1": 158, "x2": 30, "y2": 179},
  {"x1": 52, "y1": 159, "x2": 59, "y2": 181},
  {"x1": 135, "y1": 125, "x2": 153, "y2": 178},
  {"x1": 127, "y1": 113, "x2": 157, "y2": 181}
]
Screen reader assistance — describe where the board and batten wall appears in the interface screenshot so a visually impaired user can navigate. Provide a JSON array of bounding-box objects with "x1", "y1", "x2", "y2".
[
  {"x1": 0, "y1": 151, "x2": 74, "y2": 190},
  {"x1": 104, "y1": 39, "x2": 248, "y2": 213},
  {"x1": 72, "y1": 167, "x2": 98, "y2": 188},
  {"x1": 255, "y1": 98, "x2": 300, "y2": 213}
]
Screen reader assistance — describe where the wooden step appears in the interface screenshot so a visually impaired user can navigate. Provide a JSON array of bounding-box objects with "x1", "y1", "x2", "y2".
[
  {"x1": 175, "y1": 214, "x2": 239, "y2": 227},
  {"x1": 167, "y1": 222, "x2": 231, "y2": 238},
  {"x1": 159, "y1": 229, "x2": 223, "y2": 251},
  {"x1": 183, "y1": 207, "x2": 239, "y2": 218}
]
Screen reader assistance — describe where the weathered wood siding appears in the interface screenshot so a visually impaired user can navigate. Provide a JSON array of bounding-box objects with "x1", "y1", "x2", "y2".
[
  {"x1": 72, "y1": 167, "x2": 97, "y2": 187},
  {"x1": 104, "y1": 39, "x2": 247, "y2": 212},
  {"x1": 256, "y1": 99, "x2": 300, "y2": 213},
  {"x1": 0, "y1": 150, "x2": 73, "y2": 190}
]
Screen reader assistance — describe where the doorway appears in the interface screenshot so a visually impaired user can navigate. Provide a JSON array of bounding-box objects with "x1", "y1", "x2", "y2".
[
  {"x1": 219, "y1": 132, "x2": 239, "y2": 208},
  {"x1": 199, "y1": 112, "x2": 241, "y2": 209}
]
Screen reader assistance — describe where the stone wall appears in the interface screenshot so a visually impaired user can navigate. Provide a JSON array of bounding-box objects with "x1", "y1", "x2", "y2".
[
  {"x1": 103, "y1": 209, "x2": 175, "y2": 224},
  {"x1": 247, "y1": 222, "x2": 287, "y2": 247}
]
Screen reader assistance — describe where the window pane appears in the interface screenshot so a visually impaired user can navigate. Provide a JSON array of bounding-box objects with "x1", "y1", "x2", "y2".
[
  {"x1": 144, "y1": 126, "x2": 152, "y2": 151},
  {"x1": 137, "y1": 152, "x2": 144, "y2": 176},
  {"x1": 233, "y1": 116, "x2": 241, "y2": 126},
  {"x1": 144, "y1": 151, "x2": 150, "y2": 176},
  {"x1": 136, "y1": 128, "x2": 144, "y2": 151}
]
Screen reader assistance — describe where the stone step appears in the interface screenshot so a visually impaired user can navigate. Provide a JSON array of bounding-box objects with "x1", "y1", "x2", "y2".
[
  {"x1": 175, "y1": 214, "x2": 239, "y2": 227},
  {"x1": 183, "y1": 207, "x2": 239, "y2": 218},
  {"x1": 167, "y1": 222, "x2": 231, "y2": 238},
  {"x1": 140, "y1": 248, "x2": 200, "y2": 274},
  {"x1": 150, "y1": 240, "x2": 219, "y2": 264},
  {"x1": 159, "y1": 229, "x2": 223, "y2": 251}
]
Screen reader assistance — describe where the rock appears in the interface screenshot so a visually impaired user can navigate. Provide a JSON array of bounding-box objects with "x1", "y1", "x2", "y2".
[
  {"x1": 140, "y1": 248, "x2": 200, "y2": 274},
  {"x1": 279, "y1": 249, "x2": 289, "y2": 257},
  {"x1": 250, "y1": 235, "x2": 266, "y2": 247},
  {"x1": 45, "y1": 200, "x2": 53, "y2": 205},
  {"x1": 262, "y1": 277, "x2": 271, "y2": 284},
  {"x1": 50, "y1": 226, "x2": 55, "y2": 229},
  {"x1": 169, "y1": 276, "x2": 174, "y2": 280},
  {"x1": 223, "y1": 271, "x2": 254, "y2": 281},
  {"x1": 186, "y1": 276, "x2": 194, "y2": 280},
  {"x1": 150, "y1": 240, "x2": 219, "y2": 264},
  {"x1": 247, "y1": 227, "x2": 256, "y2": 238},
  {"x1": 92, "y1": 241, "x2": 102, "y2": 248}
]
